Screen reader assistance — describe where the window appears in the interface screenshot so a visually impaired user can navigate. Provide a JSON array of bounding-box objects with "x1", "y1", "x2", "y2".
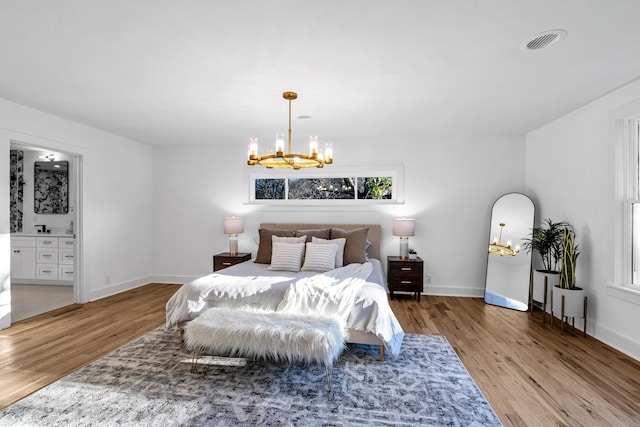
[
  {"x1": 617, "y1": 117, "x2": 640, "y2": 291},
  {"x1": 248, "y1": 165, "x2": 403, "y2": 205},
  {"x1": 630, "y1": 121, "x2": 640, "y2": 286}
]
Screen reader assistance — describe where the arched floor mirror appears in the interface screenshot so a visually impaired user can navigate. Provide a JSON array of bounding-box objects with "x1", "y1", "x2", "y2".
[{"x1": 485, "y1": 193, "x2": 535, "y2": 311}]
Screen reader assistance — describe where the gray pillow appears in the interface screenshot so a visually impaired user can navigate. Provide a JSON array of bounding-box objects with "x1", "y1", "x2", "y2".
[
  {"x1": 255, "y1": 229, "x2": 296, "y2": 264},
  {"x1": 330, "y1": 227, "x2": 369, "y2": 265},
  {"x1": 295, "y1": 228, "x2": 330, "y2": 240}
]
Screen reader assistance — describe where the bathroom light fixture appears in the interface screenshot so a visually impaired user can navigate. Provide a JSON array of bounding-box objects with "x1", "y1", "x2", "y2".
[
  {"x1": 489, "y1": 223, "x2": 520, "y2": 257},
  {"x1": 392, "y1": 218, "x2": 416, "y2": 259},
  {"x1": 223, "y1": 216, "x2": 244, "y2": 255},
  {"x1": 247, "y1": 91, "x2": 333, "y2": 169}
]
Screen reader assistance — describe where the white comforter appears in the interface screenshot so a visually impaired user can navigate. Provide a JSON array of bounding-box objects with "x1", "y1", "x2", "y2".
[{"x1": 166, "y1": 260, "x2": 405, "y2": 358}]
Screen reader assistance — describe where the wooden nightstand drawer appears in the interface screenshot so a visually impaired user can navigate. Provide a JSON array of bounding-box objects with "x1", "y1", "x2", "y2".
[
  {"x1": 213, "y1": 252, "x2": 251, "y2": 271},
  {"x1": 387, "y1": 256, "x2": 424, "y2": 301}
]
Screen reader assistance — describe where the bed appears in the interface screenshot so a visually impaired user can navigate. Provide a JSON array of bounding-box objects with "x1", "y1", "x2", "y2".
[{"x1": 166, "y1": 223, "x2": 405, "y2": 360}]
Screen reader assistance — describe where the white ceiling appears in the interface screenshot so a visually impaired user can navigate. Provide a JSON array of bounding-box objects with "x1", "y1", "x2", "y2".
[{"x1": 1, "y1": 1, "x2": 640, "y2": 147}]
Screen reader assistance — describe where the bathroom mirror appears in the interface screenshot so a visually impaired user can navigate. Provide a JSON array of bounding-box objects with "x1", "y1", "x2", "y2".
[
  {"x1": 484, "y1": 193, "x2": 535, "y2": 311},
  {"x1": 34, "y1": 161, "x2": 69, "y2": 214}
]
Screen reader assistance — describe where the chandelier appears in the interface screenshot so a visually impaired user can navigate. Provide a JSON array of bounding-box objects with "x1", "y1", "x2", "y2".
[
  {"x1": 489, "y1": 223, "x2": 520, "y2": 257},
  {"x1": 247, "y1": 91, "x2": 333, "y2": 169}
]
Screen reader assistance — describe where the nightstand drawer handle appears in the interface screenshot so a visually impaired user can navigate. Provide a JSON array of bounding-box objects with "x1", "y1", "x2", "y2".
[
  {"x1": 401, "y1": 280, "x2": 412, "y2": 284},
  {"x1": 222, "y1": 262, "x2": 232, "y2": 266},
  {"x1": 401, "y1": 267, "x2": 412, "y2": 271}
]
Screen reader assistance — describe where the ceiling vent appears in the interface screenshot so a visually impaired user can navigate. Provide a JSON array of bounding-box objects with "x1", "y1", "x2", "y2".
[{"x1": 521, "y1": 29, "x2": 567, "y2": 51}]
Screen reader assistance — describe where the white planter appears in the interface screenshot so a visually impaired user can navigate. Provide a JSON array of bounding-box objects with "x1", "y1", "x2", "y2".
[
  {"x1": 532, "y1": 270, "x2": 559, "y2": 309},
  {"x1": 551, "y1": 286, "x2": 586, "y2": 319}
]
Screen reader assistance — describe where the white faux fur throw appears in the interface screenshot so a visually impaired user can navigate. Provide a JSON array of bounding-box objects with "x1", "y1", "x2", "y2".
[{"x1": 185, "y1": 307, "x2": 345, "y2": 366}]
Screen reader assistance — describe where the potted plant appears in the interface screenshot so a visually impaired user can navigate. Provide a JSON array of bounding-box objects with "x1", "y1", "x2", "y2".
[
  {"x1": 521, "y1": 218, "x2": 568, "y2": 311},
  {"x1": 551, "y1": 226, "x2": 587, "y2": 334},
  {"x1": 408, "y1": 248, "x2": 417, "y2": 260}
]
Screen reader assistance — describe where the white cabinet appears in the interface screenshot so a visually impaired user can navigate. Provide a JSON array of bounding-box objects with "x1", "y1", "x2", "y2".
[
  {"x1": 11, "y1": 237, "x2": 37, "y2": 279},
  {"x1": 36, "y1": 236, "x2": 59, "y2": 280},
  {"x1": 58, "y1": 238, "x2": 75, "y2": 282},
  {"x1": 11, "y1": 235, "x2": 75, "y2": 284}
]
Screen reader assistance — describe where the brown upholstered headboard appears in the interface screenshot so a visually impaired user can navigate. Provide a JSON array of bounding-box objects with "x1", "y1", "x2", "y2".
[{"x1": 259, "y1": 223, "x2": 382, "y2": 260}]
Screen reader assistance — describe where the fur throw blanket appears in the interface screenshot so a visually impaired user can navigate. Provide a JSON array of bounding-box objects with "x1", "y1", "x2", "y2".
[{"x1": 184, "y1": 307, "x2": 345, "y2": 366}]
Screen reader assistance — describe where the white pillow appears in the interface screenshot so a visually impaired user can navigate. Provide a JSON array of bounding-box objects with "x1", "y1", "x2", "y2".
[
  {"x1": 301, "y1": 242, "x2": 339, "y2": 272},
  {"x1": 312, "y1": 236, "x2": 346, "y2": 267},
  {"x1": 268, "y1": 242, "x2": 305, "y2": 272}
]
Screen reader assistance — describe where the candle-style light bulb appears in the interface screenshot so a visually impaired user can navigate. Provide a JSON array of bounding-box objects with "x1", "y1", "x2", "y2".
[
  {"x1": 325, "y1": 142, "x2": 333, "y2": 163},
  {"x1": 248, "y1": 137, "x2": 259, "y2": 163},
  {"x1": 275, "y1": 133, "x2": 285, "y2": 155},
  {"x1": 309, "y1": 135, "x2": 318, "y2": 157}
]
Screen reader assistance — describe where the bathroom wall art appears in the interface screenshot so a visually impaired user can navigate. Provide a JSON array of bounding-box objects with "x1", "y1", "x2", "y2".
[{"x1": 10, "y1": 149, "x2": 25, "y2": 232}]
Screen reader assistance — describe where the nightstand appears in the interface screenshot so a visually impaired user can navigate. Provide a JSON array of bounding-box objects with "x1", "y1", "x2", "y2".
[
  {"x1": 387, "y1": 256, "x2": 424, "y2": 301},
  {"x1": 213, "y1": 252, "x2": 251, "y2": 272}
]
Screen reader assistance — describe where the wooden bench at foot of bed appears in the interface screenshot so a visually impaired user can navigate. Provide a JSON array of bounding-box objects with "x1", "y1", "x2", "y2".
[{"x1": 184, "y1": 307, "x2": 346, "y2": 391}]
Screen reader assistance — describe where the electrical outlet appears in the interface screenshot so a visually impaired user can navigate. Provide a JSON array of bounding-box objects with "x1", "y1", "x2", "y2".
[{"x1": 426, "y1": 274, "x2": 432, "y2": 283}]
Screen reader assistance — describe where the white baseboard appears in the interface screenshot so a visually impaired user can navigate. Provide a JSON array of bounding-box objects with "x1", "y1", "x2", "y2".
[
  {"x1": 88, "y1": 275, "x2": 196, "y2": 301},
  {"x1": 89, "y1": 275, "x2": 153, "y2": 301},
  {"x1": 592, "y1": 321, "x2": 640, "y2": 362},
  {"x1": 425, "y1": 285, "x2": 485, "y2": 298},
  {"x1": 150, "y1": 274, "x2": 198, "y2": 284}
]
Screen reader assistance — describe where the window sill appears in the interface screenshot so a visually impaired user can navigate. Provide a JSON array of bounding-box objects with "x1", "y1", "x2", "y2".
[{"x1": 607, "y1": 284, "x2": 640, "y2": 305}]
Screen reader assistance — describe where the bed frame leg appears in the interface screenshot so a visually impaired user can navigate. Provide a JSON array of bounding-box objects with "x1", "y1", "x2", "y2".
[
  {"x1": 179, "y1": 328, "x2": 184, "y2": 343},
  {"x1": 379, "y1": 345, "x2": 384, "y2": 362},
  {"x1": 326, "y1": 366, "x2": 332, "y2": 392}
]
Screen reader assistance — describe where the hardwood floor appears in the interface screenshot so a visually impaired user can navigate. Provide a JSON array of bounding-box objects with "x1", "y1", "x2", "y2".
[
  {"x1": 1, "y1": 285, "x2": 640, "y2": 426},
  {"x1": 0, "y1": 283, "x2": 181, "y2": 410},
  {"x1": 390, "y1": 295, "x2": 640, "y2": 427}
]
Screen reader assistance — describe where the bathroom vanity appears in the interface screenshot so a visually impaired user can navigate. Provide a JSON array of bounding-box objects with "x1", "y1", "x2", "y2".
[{"x1": 11, "y1": 234, "x2": 75, "y2": 285}]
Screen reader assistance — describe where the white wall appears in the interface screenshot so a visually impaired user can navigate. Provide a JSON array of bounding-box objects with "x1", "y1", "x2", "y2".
[
  {"x1": 0, "y1": 98, "x2": 153, "y2": 329},
  {"x1": 152, "y1": 133, "x2": 526, "y2": 297},
  {"x1": 526, "y1": 78, "x2": 640, "y2": 360}
]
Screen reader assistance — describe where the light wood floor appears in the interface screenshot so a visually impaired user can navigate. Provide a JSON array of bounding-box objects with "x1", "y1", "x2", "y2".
[{"x1": 1, "y1": 284, "x2": 639, "y2": 426}]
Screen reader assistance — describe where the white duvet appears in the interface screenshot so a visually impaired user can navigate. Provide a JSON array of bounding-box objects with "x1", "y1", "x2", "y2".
[{"x1": 166, "y1": 260, "x2": 405, "y2": 358}]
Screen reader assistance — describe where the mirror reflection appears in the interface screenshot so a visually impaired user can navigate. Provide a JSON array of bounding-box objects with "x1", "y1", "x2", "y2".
[
  {"x1": 34, "y1": 160, "x2": 69, "y2": 214},
  {"x1": 485, "y1": 193, "x2": 535, "y2": 311}
]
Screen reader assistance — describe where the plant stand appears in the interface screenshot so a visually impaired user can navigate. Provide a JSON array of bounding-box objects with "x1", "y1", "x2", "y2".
[
  {"x1": 530, "y1": 271, "x2": 559, "y2": 323},
  {"x1": 550, "y1": 286, "x2": 587, "y2": 336}
]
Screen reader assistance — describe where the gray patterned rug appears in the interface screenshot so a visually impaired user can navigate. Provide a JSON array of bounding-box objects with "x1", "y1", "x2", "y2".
[{"x1": 0, "y1": 328, "x2": 502, "y2": 426}]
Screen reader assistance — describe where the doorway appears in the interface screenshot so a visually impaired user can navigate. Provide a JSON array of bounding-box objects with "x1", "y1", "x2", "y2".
[{"x1": 9, "y1": 141, "x2": 81, "y2": 322}]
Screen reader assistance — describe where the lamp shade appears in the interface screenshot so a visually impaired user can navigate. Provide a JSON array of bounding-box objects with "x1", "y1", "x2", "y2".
[
  {"x1": 392, "y1": 218, "x2": 415, "y2": 237},
  {"x1": 223, "y1": 217, "x2": 244, "y2": 234}
]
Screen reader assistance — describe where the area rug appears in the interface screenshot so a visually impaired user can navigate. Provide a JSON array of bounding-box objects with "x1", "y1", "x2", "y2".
[{"x1": 0, "y1": 328, "x2": 502, "y2": 426}]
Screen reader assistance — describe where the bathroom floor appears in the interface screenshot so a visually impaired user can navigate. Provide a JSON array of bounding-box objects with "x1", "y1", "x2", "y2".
[{"x1": 11, "y1": 284, "x2": 74, "y2": 322}]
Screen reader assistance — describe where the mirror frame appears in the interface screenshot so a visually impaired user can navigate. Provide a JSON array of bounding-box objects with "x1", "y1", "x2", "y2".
[
  {"x1": 484, "y1": 192, "x2": 535, "y2": 311},
  {"x1": 34, "y1": 160, "x2": 69, "y2": 214}
]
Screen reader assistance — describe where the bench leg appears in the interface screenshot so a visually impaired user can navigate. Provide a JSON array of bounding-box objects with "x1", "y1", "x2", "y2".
[
  {"x1": 326, "y1": 366, "x2": 332, "y2": 392},
  {"x1": 380, "y1": 345, "x2": 384, "y2": 362},
  {"x1": 191, "y1": 349, "x2": 201, "y2": 373}
]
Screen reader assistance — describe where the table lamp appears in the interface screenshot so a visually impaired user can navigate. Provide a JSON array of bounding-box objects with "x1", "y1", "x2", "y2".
[
  {"x1": 393, "y1": 218, "x2": 416, "y2": 259},
  {"x1": 223, "y1": 216, "x2": 244, "y2": 255}
]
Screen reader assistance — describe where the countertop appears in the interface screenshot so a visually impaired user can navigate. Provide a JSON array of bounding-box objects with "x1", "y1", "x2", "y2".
[{"x1": 11, "y1": 232, "x2": 75, "y2": 238}]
